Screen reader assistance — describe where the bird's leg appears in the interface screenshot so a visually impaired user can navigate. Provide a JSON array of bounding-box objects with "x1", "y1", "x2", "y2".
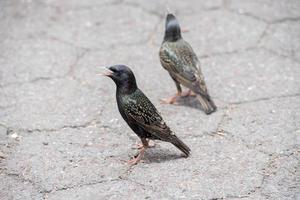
[
  {"x1": 180, "y1": 89, "x2": 197, "y2": 97},
  {"x1": 189, "y1": 90, "x2": 197, "y2": 97},
  {"x1": 160, "y1": 77, "x2": 181, "y2": 104},
  {"x1": 134, "y1": 139, "x2": 155, "y2": 149},
  {"x1": 128, "y1": 138, "x2": 148, "y2": 165},
  {"x1": 160, "y1": 93, "x2": 180, "y2": 104}
]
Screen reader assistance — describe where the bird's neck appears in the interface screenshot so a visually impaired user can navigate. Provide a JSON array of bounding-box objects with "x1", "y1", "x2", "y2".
[
  {"x1": 116, "y1": 82, "x2": 137, "y2": 95},
  {"x1": 164, "y1": 23, "x2": 182, "y2": 42},
  {"x1": 164, "y1": 31, "x2": 181, "y2": 42}
]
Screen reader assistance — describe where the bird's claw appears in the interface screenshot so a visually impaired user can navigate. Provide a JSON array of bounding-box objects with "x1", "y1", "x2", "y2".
[
  {"x1": 160, "y1": 97, "x2": 178, "y2": 104},
  {"x1": 127, "y1": 157, "x2": 145, "y2": 165}
]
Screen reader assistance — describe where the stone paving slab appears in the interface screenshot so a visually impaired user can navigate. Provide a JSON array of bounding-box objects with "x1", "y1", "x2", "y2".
[
  {"x1": 5, "y1": 127, "x2": 129, "y2": 192},
  {"x1": 0, "y1": 38, "x2": 81, "y2": 87},
  {"x1": 127, "y1": 136, "x2": 268, "y2": 199},
  {"x1": 259, "y1": 21, "x2": 300, "y2": 58},
  {"x1": 151, "y1": 9, "x2": 267, "y2": 56},
  {"x1": 0, "y1": 0, "x2": 299, "y2": 200},
  {"x1": 42, "y1": 5, "x2": 159, "y2": 50},
  {"x1": 0, "y1": 174, "x2": 42, "y2": 200},
  {"x1": 201, "y1": 49, "x2": 300, "y2": 103},
  {"x1": 226, "y1": 0, "x2": 300, "y2": 23},
  {"x1": 261, "y1": 154, "x2": 299, "y2": 200},
  {"x1": 0, "y1": 78, "x2": 103, "y2": 130},
  {"x1": 221, "y1": 96, "x2": 300, "y2": 154}
]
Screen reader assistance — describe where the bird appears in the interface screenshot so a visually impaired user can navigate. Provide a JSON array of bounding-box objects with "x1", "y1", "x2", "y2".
[
  {"x1": 159, "y1": 13, "x2": 217, "y2": 114},
  {"x1": 101, "y1": 65, "x2": 190, "y2": 165}
]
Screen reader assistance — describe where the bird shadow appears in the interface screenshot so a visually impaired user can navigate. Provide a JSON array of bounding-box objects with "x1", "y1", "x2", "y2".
[
  {"x1": 140, "y1": 147, "x2": 186, "y2": 164},
  {"x1": 175, "y1": 96, "x2": 204, "y2": 111}
]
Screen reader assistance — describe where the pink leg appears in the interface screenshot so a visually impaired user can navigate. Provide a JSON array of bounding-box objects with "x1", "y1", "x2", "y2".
[
  {"x1": 134, "y1": 139, "x2": 155, "y2": 149},
  {"x1": 128, "y1": 139, "x2": 148, "y2": 165},
  {"x1": 160, "y1": 92, "x2": 181, "y2": 104},
  {"x1": 180, "y1": 90, "x2": 197, "y2": 97},
  {"x1": 127, "y1": 147, "x2": 146, "y2": 165}
]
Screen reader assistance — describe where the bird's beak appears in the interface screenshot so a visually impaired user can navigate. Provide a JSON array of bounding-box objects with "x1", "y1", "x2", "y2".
[{"x1": 98, "y1": 67, "x2": 113, "y2": 77}]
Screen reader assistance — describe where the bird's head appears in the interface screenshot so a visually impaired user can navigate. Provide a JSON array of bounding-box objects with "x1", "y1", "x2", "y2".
[
  {"x1": 164, "y1": 13, "x2": 182, "y2": 42},
  {"x1": 100, "y1": 65, "x2": 137, "y2": 93}
]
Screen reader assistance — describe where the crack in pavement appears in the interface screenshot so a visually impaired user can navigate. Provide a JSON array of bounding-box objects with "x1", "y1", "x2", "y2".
[
  {"x1": 2, "y1": 108, "x2": 105, "y2": 135},
  {"x1": 123, "y1": 1, "x2": 165, "y2": 18},
  {"x1": 39, "y1": 0, "x2": 125, "y2": 12},
  {"x1": 256, "y1": 24, "x2": 270, "y2": 46},
  {"x1": 199, "y1": 45, "x2": 299, "y2": 65},
  {"x1": 125, "y1": 177, "x2": 175, "y2": 199},
  {"x1": 231, "y1": 93, "x2": 300, "y2": 105},
  {"x1": 271, "y1": 16, "x2": 300, "y2": 24},
  {"x1": 226, "y1": 7, "x2": 300, "y2": 24},
  {"x1": 0, "y1": 40, "x2": 87, "y2": 89},
  {"x1": 66, "y1": 49, "x2": 89, "y2": 79},
  {"x1": 6, "y1": 169, "x2": 121, "y2": 199},
  {"x1": 226, "y1": 8, "x2": 269, "y2": 24},
  {"x1": 199, "y1": 46, "x2": 259, "y2": 59},
  {"x1": 259, "y1": 46, "x2": 300, "y2": 64},
  {"x1": 45, "y1": 178, "x2": 120, "y2": 194},
  {"x1": 207, "y1": 147, "x2": 299, "y2": 200}
]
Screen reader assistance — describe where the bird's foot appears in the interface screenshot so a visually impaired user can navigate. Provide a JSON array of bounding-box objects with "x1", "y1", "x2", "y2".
[
  {"x1": 127, "y1": 157, "x2": 142, "y2": 165},
  {"x1": 128, "y1": 146, "x2": 146, "y2": 165},
  {"x1": 160, "y1": 94, "x2": 179, "y2": 104}
]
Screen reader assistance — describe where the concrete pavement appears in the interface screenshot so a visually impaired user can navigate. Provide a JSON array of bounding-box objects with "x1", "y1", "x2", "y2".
[{"x1": 0, "y1": 0, "x2": 299, "y2": 199}]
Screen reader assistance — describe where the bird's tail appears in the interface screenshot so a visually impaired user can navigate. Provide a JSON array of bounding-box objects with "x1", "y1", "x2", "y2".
[
  {"x1": 196, "y1": 94, "x2": 217, "y2": 115},
  {"x1": 170, "y1": 135, "x2": 191, "y2": 157}
]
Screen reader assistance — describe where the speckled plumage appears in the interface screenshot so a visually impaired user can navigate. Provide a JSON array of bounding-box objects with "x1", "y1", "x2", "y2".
[
  {"x1": 118, "y1": 88, "x2": 171, "y2": 140},
  {"x1": 159, "y1": 14, "x2": 217, "y2": 114},
  {"x1": 106, "y1": 65, "x2": 191, "y2": 159}
]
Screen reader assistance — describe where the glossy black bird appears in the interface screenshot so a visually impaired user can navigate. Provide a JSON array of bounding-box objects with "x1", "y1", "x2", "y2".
[
  {"x1": 101, "y1": 65, "x2": 190, "y2": 165},
  {"x1": 159, "y1": 13, "x2": 217, "y2": 114}
]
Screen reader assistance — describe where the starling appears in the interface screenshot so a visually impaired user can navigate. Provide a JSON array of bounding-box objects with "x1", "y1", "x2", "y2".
[
  {"x1": 101, "y1": 65, "x2": 190, "y2": 165},
  {"x1": 159, "y1": 13, "x2": 217, "y2": 114}
]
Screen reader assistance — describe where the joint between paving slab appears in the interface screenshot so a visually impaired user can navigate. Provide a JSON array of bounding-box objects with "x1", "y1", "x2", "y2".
[
  {"x1": 225, "y1": 7, "x2": 268, "y2": 24},
  {"x1": 199, "y1": 46, "x2": 259, "y2": 59},
  {"x1": 231, "y1": 93, "x2": 300, "y2": 105},
  {"x1": 0, "y1": 48, "x2": 87, "y2": 89},
  {"x1": 39, "y1": 0, "x2": 125, "y2": 12},
  {"x1": 3, "y1": 108, "x2": 105, "y2": 135}
]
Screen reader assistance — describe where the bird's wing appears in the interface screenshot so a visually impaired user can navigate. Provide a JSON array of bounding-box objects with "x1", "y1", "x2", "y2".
[
  {"x1": 122, "y1": 90, "x2": 173, "y2": 140},
  {"x1": 159, "y1": 40, "x2": 209, "y2": 97}
]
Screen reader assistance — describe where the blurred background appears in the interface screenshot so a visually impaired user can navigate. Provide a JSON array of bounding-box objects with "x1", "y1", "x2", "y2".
[{"x1": 0, "y1": 0, "x2": 299, "y2": 200}]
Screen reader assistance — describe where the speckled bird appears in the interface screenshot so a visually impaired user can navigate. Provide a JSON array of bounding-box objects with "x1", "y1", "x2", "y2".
[
  {"x1": 101, "y1": 65, "x2": 190, "y2": 165},
  {"x1": 159, "y1": 13, "x2": 217, "y2": 114}
]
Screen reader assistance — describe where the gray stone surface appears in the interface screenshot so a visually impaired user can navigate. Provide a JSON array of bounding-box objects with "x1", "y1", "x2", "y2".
[
  {"x1": 46, "y1": 180, "x2": 165, "y2": 200},
  {"x1": 5, "y1": 127, "x2": 130, "y2": 192},
  {"x1": 221, "y1": 96, "x2": 300, "y2": 154},
  {"x1": 0, "y1": 78, "x2": 103, "y2": 130},
  {"x1": 127, "y1": 136, "x2": 268, "y2": 199},
  {"x1": 261, "y1": 154, "x2": 300, "y2": 200},
  {"x1": 0, "y1": 38, "x2": 82, "y2": 87},
  {"x1": 152, "y1": 10, "x2": 267, "y2": 56},
  {"x1": 226, "y1": 0, "x2": 300, "y2": 23},
  {"x1": 124, "y1": 0, "x2": 223, "y2": 16},
  {"x1": 0, "y1": 174, "x2": 42, "y2": 200},
  {"x1": 45, "y1": 5, "x2": 159, "y2": 49},
  {"x1": 0, "y1": 0, "x2": 299, "y2": 200},
  {"x1": 259, "y1": 21, "x2": 300, "y2": 58},
  {"x1": 201, "y1": 49, "x2": 300, "y2": 103}
]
